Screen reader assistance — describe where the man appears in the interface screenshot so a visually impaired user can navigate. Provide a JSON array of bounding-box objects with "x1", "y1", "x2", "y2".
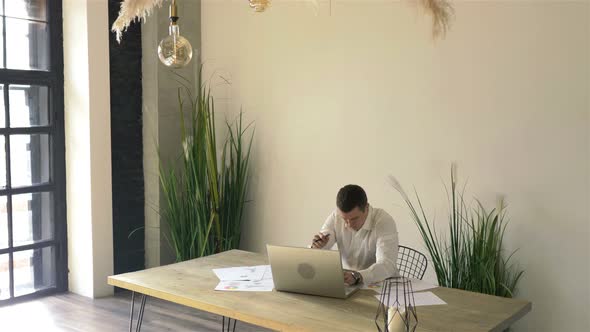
[{"x1": 311, "y1": 184, "x2": 399, "y2": 286}]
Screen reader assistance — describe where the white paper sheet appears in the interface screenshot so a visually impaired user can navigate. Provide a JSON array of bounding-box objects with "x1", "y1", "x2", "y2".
[
  {"x1": 261, "y1": 265, "x2": 273, "y2": 280},
  {"x1": 214, "y1": 279, "x2": 274, "y2": 292},
  {"x1": 362, "y1": 281, "x2": 386, "y2": 291},
  {"x1": 213, "y1": 265, "x2": 267, "y2": 281},
  {"x1": 363, "y1": 278, "x2": 437, "y2": 293},
  {"x1": 375, "y1": 291, "x2": 446, "y2": 307}
]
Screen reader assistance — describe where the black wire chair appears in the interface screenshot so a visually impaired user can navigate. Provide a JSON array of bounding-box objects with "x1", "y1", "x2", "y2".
[{"x1": 396, "y1": 245, "x2": 428, "y2": 280}]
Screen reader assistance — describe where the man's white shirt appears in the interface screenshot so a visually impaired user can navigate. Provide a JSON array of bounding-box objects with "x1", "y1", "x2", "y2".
[{"x1": 319, "y1": 205, "x2": 400, "y2": 284}]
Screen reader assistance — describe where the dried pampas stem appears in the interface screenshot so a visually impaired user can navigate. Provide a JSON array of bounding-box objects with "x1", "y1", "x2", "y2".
[
  {"x1": 249, "y1": 0, "x2": 272, "y2": 12},
  {"x1": 112, "y1": 0, "x2": 166, "y2": 43},
  {"x1": 419, "y1": 0, "x2": 454, "y2": 38},
  {"x1": 111, "y1": 0, "x2": 453, "y2": 43}
]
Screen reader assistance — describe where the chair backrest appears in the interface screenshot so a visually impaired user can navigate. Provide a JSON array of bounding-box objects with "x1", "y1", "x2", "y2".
[{"x1": 397, "y1": 245, "x2": 428, "y2": 280}]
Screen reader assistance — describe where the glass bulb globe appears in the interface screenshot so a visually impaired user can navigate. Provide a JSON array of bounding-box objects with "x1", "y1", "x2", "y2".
[{"x1": 158, "y1": 24, "x2": 193, "y2": 68}]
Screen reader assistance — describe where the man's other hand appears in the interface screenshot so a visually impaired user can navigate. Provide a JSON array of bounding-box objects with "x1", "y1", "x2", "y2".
[
  {"x1": 344, "y1": 271, "x2": 356, "y2": 286},
  {"x1": 311, "y1": 233, "x2": 330, "y2": 249}
]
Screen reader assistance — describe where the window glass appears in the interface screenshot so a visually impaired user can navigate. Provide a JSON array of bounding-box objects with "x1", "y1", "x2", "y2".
[
  {"x1": 0, "y1": 136, "x2": 5, "y2": 189},
  {"x1": 5, "y1": 0, "x2": 47, "y2": 22},
  {"x1": 9, "y1": 85, "x2": 50, "y2": 127},
  {"x1": 0, "y1": 254, "x2": 9, "y2": 300},
  {"x1": 13, "y1": 246, "x2": 56, "y2": 297},
  {"x1": 0, "y1": 85, "x2": 5, "y2": 127},
  {"x1": 5, "y1": 18, "x2": 49, "y2": 71},
  {"x1": 12, "y1": 192, "x2": 53, "y2": 247},
  {"x1": 0, "y1": 196, "x2": 7, "y2": 250},
  {"x1": 10, "y1": 134, "x2": 51, "y2": 187}
]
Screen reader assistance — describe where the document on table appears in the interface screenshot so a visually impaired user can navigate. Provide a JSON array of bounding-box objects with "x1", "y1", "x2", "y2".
[
  {"x1": 363, "y1": 281, "x2": 386, "y2": 291},
  {"x1": 213, "y1": 265, "x2": 267, "y2": 281},
  {"x1": 363, "y1": 278, "x2": 437, "y2": 293},
  {"x1": 375, "y1": 291, "x2": 446, "y2": 307},
  {"x1": 215, "y1": 278, "x2": 274, "y2": 292},
  {"x1": 261, "y1": 265, "x2": 273, "y2": 280},
  {"x1": 214, "y1": 265, "x2": 274, "y2": 291}
]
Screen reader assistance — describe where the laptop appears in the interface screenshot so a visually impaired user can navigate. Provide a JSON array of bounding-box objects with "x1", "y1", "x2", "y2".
[{"x1": 266, "y1": 244, "x2": 360, "y2": 299}]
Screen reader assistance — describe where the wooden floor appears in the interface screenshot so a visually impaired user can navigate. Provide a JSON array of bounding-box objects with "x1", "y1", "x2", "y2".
[{"x1": 0, "y1": 292, "x2": 272, "y2": 331}]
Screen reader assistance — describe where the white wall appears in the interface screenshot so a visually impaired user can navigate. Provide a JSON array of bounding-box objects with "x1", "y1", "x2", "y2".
[
  {"x1": 201, "y1": 1, "x2": 590, "y2": 331},
  {"x1": 63, "y1": 0, "x2": 113, "y2": 298}
]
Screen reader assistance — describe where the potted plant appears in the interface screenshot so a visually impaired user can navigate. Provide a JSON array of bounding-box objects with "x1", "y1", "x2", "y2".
[
  {"x1": 158, "y1": 71, "x2": 254, "y2": 262},
  {"x1": 389, "y1": 164, "x2": 524, "y2": 298}
]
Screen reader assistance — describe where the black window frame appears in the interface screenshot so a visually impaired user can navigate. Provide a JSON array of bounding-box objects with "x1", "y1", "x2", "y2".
[{"x1": 0, "y1": 0, "x2": 66, "y2": 305}]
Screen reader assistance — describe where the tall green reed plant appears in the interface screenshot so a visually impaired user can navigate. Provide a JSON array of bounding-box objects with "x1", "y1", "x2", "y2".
[
  {"x1": 388, "y1": 165, "x2": 524, "y2": 298},
  {"x1": 159, "y1": 71, "x2": 254, "y2": 262}
]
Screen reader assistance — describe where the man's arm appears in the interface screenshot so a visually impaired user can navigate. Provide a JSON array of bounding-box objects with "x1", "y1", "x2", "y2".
[
  {"x1": 357, "y1": 215, "x2": 399, "y2": 284},
  {"x1": 311, "y1": 211, "x2": 337, "y2": 249}
]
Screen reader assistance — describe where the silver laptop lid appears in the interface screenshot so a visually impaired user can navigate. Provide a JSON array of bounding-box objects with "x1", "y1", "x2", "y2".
[{"x1": 267, "y1": 245, "x2": 358, "y2": 299}]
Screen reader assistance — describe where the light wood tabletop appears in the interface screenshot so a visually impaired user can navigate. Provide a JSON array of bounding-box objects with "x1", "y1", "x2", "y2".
[{"x1": 108, "y1": 249, "x2": 531, "y2": 332}]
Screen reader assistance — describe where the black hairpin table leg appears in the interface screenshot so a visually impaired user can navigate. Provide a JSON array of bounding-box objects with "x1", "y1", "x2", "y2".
[
  {"x1": 221, "y1": 316, "x2": 237, "y2": 332},
  {"x1": 128, "y1": 291, "x2": 148, "y2": 332}
]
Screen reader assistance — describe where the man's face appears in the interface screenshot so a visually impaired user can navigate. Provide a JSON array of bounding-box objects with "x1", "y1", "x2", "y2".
[{"x1": 338, "y1": 206, "x2": 368, "y2": 231}]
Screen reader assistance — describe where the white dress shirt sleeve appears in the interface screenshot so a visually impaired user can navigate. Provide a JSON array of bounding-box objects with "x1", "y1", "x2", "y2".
[
  {"x1": 357, "y1": 215, "x2": 399, "y2": 284},
  {"x1": 319, "y1": 212, "x2": 337, "y2": 250}
]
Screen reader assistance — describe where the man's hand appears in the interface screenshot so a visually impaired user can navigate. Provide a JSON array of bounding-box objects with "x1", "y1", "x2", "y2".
[
  {"x1": 311, "y1": 233, "x2": 330, "y2": 249},
  {"x1": 344, "y1": 271, "x2": 363, "y2": 286},
  {"x1": 343, "y1": 271, "x2": 356, "y2": 286}
]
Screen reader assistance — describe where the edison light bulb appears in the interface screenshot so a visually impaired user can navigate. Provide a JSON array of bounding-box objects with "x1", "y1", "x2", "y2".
[
  {"x1": 158, "y1": 24, "x2": 192, "y2": 68},
  {"x1": 157, "y1": 0, "x2": 193, "y2": 68}
]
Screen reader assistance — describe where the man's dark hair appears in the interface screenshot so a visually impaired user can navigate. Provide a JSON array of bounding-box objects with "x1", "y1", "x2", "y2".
[{"x1": 336, "y1": 185, "x2": 368, "y2": 213}]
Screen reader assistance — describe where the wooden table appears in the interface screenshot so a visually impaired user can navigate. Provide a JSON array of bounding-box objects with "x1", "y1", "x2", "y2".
[{"x1": 108, "y1": 250, "x2": 531, "y2": 332}]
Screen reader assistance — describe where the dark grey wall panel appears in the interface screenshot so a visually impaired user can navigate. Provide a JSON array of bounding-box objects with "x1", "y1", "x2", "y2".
[{"x1": 108, "y1": 0, "x2": 145, "y2": 275}]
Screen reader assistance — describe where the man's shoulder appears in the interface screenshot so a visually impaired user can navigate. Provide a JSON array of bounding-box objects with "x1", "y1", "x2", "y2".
[
  {"x1": 371, "y1": 207, "x2": 397, "y2": 227},
  {"x1": 371, "y1": 207, "x2": 394, "y2": 220}
]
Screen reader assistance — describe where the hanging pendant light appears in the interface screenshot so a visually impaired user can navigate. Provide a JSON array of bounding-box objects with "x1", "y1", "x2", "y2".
[
  {"x1": 249, "y1": 0, "x2": 271, "y2": 12},
  {"x1": 157, "y1": 0, "x2": 193, "y2": 68}
]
